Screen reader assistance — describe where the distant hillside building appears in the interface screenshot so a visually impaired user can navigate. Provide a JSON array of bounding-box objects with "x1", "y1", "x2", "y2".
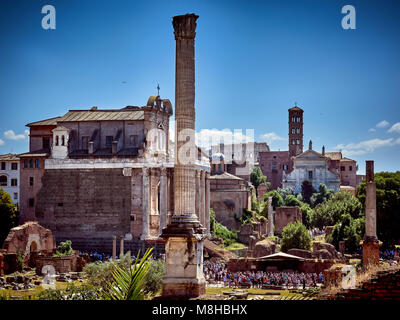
[{"x1": 0, "y1": 154, "x2": 20, "y2": 205}]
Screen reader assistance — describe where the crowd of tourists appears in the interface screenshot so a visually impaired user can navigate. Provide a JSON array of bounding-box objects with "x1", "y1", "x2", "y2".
[{"x1": 203, "y1": 260, "x2": 323, "y2": 289}]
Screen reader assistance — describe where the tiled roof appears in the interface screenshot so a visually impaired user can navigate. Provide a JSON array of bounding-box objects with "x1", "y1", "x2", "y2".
[
  {"x1": 288, "y1": 106, "x2": 303, "y2": 112},
  {"x1": 341, "y1": 157, "x2": 355, "y2": 162},
  {"x1": 325, "y1": 152, "x2": 342, "y2": 160},
  {"x1": 26, "y1": 117, "x2": 62, "y2": 127},
  {"x1": 0, "y1": 153, "x2": 19, "y2": 161},
  {"x1": 18, "y1": 149, "x2": 50, "y2": 157},
  {"x1": 59, "y1": 110, "x2": 144, "y2": 122},
  {"x1": 210, "y1": 172, "x2": 243, "y2": 180}
]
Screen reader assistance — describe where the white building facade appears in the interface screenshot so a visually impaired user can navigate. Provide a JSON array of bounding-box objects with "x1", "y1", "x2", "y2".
[
  {"x1": 0, "y1": 154, "x2": 20, "y2": 205},
  {"x1": 282, "y1": 147, "x2": 340, "y2": 193}
]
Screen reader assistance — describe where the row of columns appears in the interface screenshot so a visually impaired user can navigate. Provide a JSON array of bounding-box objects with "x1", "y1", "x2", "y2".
[
  {"x1": 141, "y1": 167, "x2": 210, "y2": 240},
  {"x1": 112, "y1": 235, "x2": 125, "y2": 259},
  {"x1": 195, "y1": 170, "x2": 210, "y2": 236}
]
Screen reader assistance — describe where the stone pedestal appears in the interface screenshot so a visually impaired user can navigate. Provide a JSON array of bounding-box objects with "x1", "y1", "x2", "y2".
[
  {"x1": 361, "y1": 236, "x2": 382, "y2": 266},
  {"x1": 161, "y1": 214, "x2": 206, "y2": 298}
]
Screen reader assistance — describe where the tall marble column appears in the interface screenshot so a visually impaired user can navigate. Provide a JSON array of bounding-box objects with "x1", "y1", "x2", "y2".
[
  {"x1": 205, "y1": 172, "x2": 210, "y2": 236},
  {"x1": 268, "y1": 196, "x2": 274, "y2": 237},
  {"x1": 160, "y1": 13, "x2": 206, "y2": 299},
  {"x1": 361, "y1": 160, "x2": 382, "y2": 265},
  {"x1": 195, "y1": 170, "x2": 201, "y2": 218},
  {"x1": 141, "y1": 167, "x2": 150, "y2": 240},
  {"x1": 112, "y1": 236, "x2": 117, "y2": 260},
  {"x1": 120, "y1": 236, "x2": 124, "y2": 257},
  {"x1": 159, "y1": 167, "x2": 168, "y2": 235},
  {"x1": 200, "y1": 170, "x2": 206, "y2": 227}
]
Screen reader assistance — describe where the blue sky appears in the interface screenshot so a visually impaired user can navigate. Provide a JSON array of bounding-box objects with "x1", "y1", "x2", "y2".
[{"x1": 0, "y1": 0, "x2": 399, "y2": 174}]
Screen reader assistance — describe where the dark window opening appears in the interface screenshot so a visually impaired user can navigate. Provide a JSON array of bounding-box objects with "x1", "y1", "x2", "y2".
[
  {"x1": 43, "y1": 137, "x2": 50, "y2": 150},
  {"x1": 1, "y1": 162, "x2": 5, "y2": 170},
  {"x1": 24, "y1": 160, "x2": 29, "y2": 168},
  {"x1": 29, "y1": 198, "x2": 35, "y2": 207},
  {"x1": 308, "y1": 171, "x2": 313, "y2": 179},
  {"x1": 55, "y1": 135, "x2": 59, "y2": 146},
  {"x1": 30, "y1": 160, "x2": 34, "y2": 168},
  {"x1": 349, "y1": 166, "x2": 352, "y2": 171},
  {"x1": 0, "y1": 176, "x2": 7, "y2": 186},
  {"x1": 57, "y1": 203, "x2": 63, "y2": 207},
  {"x1": 11, "y1": 179, "x2": 17, "y2": 186},
  {"x1": 35, "y1": 159, "x2": 40, "y2": 168},
  {"x1": 340, "y1": 166, "x2": 345, "y2": 171},
  {"x1": 106, "y1": 136, "x2": 113, "y2": 147},
  {"x1": 30, "y1": 177, "x2": 34, "y2": 186},
  {"x1": 11, "y1": 163, "x2": 18, "y2": 170},
  {"x1": 61, "y1": 135, "x2": 65, "y2": 146}
]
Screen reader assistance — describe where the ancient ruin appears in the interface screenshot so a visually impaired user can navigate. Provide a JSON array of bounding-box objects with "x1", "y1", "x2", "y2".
[
  {"x1": 160, "y1": 13, "x2": 206, "y2": 298},
  {"x1": 361, "y1": 160, "x2": 382, "y2": 265}
]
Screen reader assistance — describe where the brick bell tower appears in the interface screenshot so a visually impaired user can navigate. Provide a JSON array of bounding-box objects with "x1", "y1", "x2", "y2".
[{"x1": 288, "y1": 104, "x2": 304, "y2": 158}]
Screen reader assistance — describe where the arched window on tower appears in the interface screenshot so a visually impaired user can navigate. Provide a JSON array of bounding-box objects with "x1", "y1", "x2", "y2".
[
  {"x1": 61, "y1": 135, "x2": 65, "y2": 146},
  {"x1": 55, "y1": 135, "x2": 59, "y2": 146}
]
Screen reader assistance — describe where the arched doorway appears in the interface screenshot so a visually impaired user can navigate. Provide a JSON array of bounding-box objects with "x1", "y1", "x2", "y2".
[{"x1": 30, "y1": 241, "x2": 38, "y2": 253}]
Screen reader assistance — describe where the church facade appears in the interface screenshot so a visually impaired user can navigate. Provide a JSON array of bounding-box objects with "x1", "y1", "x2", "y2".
[{"x1": 282, "y1": 141, "x2": 340, "y2": 193}]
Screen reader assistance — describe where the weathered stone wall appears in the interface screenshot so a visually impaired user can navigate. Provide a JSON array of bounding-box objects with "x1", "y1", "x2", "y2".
[
  {"x1": 324, "y1": 267, "x2": 400, "y2": 300},
  {"x1": 259, "y1": 151, "x2": 290, "y2": 190},
  {"x1": 274, "y1": 206, "x2": 302, "y2": 235},
  {"x1": 35, "y1": 168, "x2": 131, "y2": 253}
]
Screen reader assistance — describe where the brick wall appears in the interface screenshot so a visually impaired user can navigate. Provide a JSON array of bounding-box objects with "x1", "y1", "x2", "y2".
[
  {"x1": 259, "y1": 151, "x2": 290, "y2": 190},
  {"x1": 274, "y1": 206, "x2": 302, "y2": 235},
  {"x1": 34, "y1": 168, "x2": 131, "y2": 253}
]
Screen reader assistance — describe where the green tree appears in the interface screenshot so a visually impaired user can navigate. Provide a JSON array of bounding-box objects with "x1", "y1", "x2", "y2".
[
  {"x1": 100, "y1": 248, "x2": 153, "y2": 300},
  {"x1": 250, "y1": 167, "x2": 267, "y2": 192},
  {"x1": 357, "y1": 171, "x2": 400, "y2": 247},
  {"x1": 301, "y1": 180, "x2": 316, "y2": 205},
  {"x1": 276, "y1": 187, "x2": 295, "y2": 200},
  {"x1": 326, "y1": 215, "x2": 365, "y2": 253},
  {"x1": 310, "y1": 191, "x2": 363, "y2": 229},
  {"x1": 281, "y1": 221, "x2": 312, "y2": 252},
  {"x1": 0, "y1": 189, "x2": 19, "y2": 246},
  {"x1": 310, "y1": 183, "x2": 334, "y2": 207},
  {"x1": 53, "y1": 240, "x2": 74, "y2": 257},
  {"x1": 283, "y1": 194, "x2": 313, "y2": 229},
  {"x1": 143, "y1": 259, "x2": 165, "y2": 296},
  {"x1": 263, "y1": 190, "x2": 284, "y2": 209}
]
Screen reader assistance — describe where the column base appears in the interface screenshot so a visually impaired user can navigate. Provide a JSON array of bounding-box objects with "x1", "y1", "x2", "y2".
[
  {"x1": 361, "y1": 236, "x2": 382, "y2": 266},
  {"x1": 160, "y1": 213, "x2": 206, "y2": 299},
  {"x1": 162, "y1": 278, "x2": 206, "y2": 298}
]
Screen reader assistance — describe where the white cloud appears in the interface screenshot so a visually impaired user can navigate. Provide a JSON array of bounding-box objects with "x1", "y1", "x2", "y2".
[
  {"x1": 0, "y1": 138, "x2": 4, "y2": 146},
  {"x1": 335, "y1": 138, "x2": 400, "y2": 156},
  {"x1": 259, "y1": 132, "x2": 286, "y2": 143},
  {"x1": 376, "y1": 120, "x2": 389, "y2": 128},
  {"x1": 196, "y1": 128, "x2": 254, "y2": 150},
  {"x1": 369, "y1": 128, "x2": 376, "y2": 132},
  {"x1": 4, "y1": 129, "x2": 29, "y2": 141},
  {"x1": 388, "y1": 122, "x2": 400, "y2": 134}
]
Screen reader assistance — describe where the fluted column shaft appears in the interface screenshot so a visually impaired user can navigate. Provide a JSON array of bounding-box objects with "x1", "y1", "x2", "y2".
[
  {"x1": 160, "y1": 168, "x2": 168, "y2": 235},
  {"x1": 200, "y1": 171, "x2": 206, "y2": 226},
  {"x1": 173, "y1": 16, "x2": 197, "y2": 217},
  {"x1": 205, "y1": 172, "x2": 210, "y2": 236},
  {"x1": 141, "y1": 168, "x2": 150, "y2": 240}
]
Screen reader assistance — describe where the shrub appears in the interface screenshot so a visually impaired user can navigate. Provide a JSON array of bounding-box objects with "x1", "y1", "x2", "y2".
[
  {"x1": 53, "y1": 240, "x2": 74, "y2": 257},
  {"x1": 38, "y1": 283, "x2": 99, "y2": 300},
  {"x1": 281, "y1": 221, "x2": 312, "y2": 252},
  {"x1": 143, "y1": 259, "x2": 165, "y2": 296},
  {"x1": 210, "y1": 208, "x2": 238, "y2": 247},
  {"x1": 83, "y1": 252, "x2": 133, "y2": 289},
  {"x1": 263, "y1": 190, "x2": 284, "y2": 209}
]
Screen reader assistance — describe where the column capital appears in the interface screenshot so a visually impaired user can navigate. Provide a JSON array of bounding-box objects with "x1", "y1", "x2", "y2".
[
  {"x1": 160, "y1": 167, "x2": 167, "y2": 177},
  {"x1": 173, "y1": 14, "x2": 199, "y2": 40},
  {"x1": 142, "y1": 167, "x2": 150, "y2": 177}
]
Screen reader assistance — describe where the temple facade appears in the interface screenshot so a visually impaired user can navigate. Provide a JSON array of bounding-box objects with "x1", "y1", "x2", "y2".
[{"x1": 19, "y1": 96, "x2": 210, "y2": 254}]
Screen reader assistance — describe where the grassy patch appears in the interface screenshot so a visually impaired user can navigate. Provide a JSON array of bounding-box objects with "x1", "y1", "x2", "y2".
[
  {"x1": 0, "y1": 280, "x2": 84, "y2": 300},
  {"x1": 223, "y1": 242, "x2": 247, "y2": 251}
]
